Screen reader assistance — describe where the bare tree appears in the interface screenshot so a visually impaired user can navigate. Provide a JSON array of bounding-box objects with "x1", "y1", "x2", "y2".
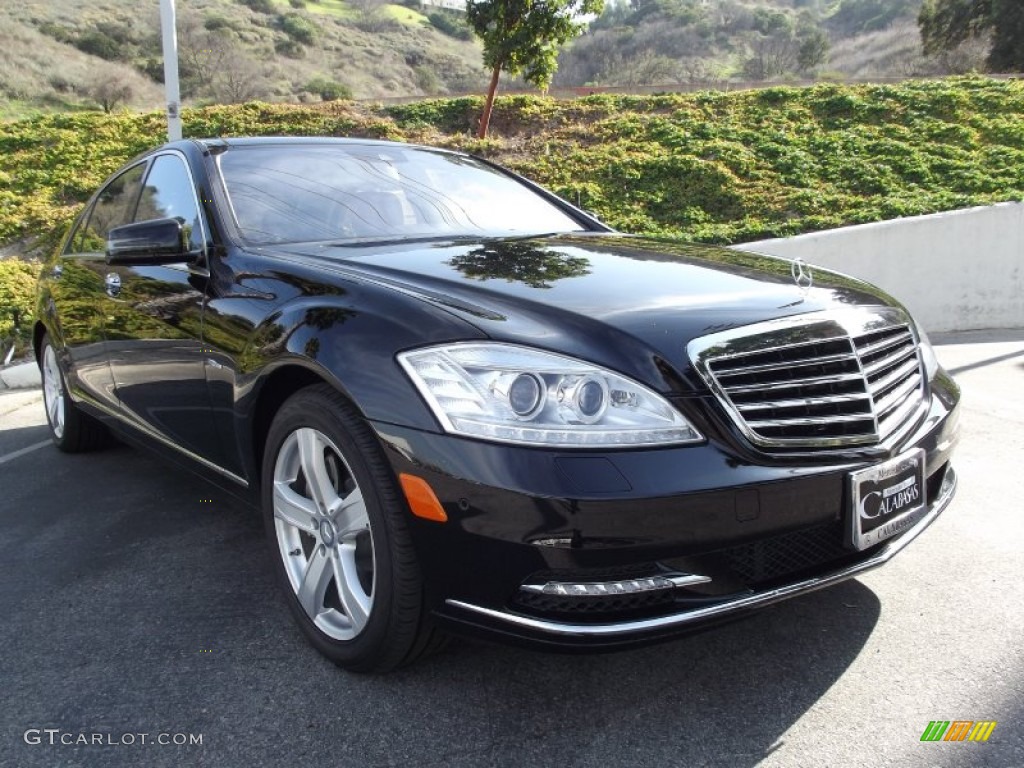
[
  {"x1": 90, "y1": 73, "x2": 133, "y2": 112},
  {"x1": 177, "y1": 14, "x2": 233, "y2": 97},
  {"x1": 678, "y1": 57, "x2": 721, "y2": 85},
  {"x1": 350, "y1": 0, "x2": 391, "y2": 32},
  {"x1": 611, "y1": 51, "x2": 680, "y2": 86},
  {"x1": 713, "y1": 0, "x2": 754, "y2": 33},
  {"x1": 743, "y1": 33, "x2": 799, "y2": 80},
  {"x1": 932, "y1": 34, "x2": 991, "y2": 74},
  {"x1": 173, "y1": 13, "x2": 268, "y2": 104},
  {"x1": 214, "y1": 51, "x2": 267, "y2": 104}
]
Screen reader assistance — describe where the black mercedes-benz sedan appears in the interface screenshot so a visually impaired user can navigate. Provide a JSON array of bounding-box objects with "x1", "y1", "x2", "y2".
[{"x1": 34, "y1": 137, "x2": 960, "y2": 671}]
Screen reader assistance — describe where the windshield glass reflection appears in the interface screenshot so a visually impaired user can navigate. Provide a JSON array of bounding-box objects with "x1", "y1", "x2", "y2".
[{"x1": 218, "y1": 145, "x2": 585, "y2": 245}]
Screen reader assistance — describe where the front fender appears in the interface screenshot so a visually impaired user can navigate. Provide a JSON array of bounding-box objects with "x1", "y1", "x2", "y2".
[{"x1": 237, "y1": 284, "x2": 488, "y2": 434}]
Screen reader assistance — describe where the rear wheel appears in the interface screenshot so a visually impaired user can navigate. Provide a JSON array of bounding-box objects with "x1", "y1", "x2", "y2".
[
  {"x1": 40, "y1": 335, "x2": 110, "y2": 453},
  {"x1": 262, "y1": 384, "x2": 445, "y2": 672}
]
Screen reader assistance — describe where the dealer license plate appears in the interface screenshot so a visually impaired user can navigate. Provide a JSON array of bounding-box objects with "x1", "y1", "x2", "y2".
[{"x1": 848, "y1": 448, "x2": 927, "y2": 550}]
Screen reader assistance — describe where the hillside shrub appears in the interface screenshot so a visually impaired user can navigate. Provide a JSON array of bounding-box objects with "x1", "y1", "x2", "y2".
[
  {"x1": 281, "y1": 13, "x2": 318, "y2": 45},
  {"x1": 239, "y1": 0, "x2": 276, "y2": 14},
  {"x1": 0, "y1": 259, "x2": 41, "y2": 358},
  {"x1": 429, "y1": 12, "x2": 473, "y2": 41},
  {"x1": 74, "y1": 30, "x2": 121, "y2": 61},
  {"x1": 305, "y1": 78, "x2": 353, "y2": 101},
  {"x1": 275, "y1": 39, "x2": 306, "y2": 59}
]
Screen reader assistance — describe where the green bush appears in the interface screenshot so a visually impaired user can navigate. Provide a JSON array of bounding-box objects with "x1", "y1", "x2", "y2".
[
  {"x1": 0, "y1": 259, "x2": 42, "y2": 358},
  {"x1": 36, "y1": 21, "x2": 74, "y2": 44},
  {"x1": 281, "y1": 13, "x2": 318, "y2": 45},
  {"x1": 304, "y1": 78, "x2": 353, "y2": 101},
  {"x1": 238, "y1": 0, "x2": 276, "y2": 14},
  {"x1": 429, "y1": 11, "x2": 473, "y2": 40},
  {"x1": 204, "y1": 14, "x2": 235, "y2": 31},
  {"x1": 275, "y1": 38, "x2": 306, "y2": 58},
  {"x1": 414, "y1": 66, "x2": 442, "y2": 95},
  {"x1": 74, "y1": 30, "x2": 121, "y2": 61}
]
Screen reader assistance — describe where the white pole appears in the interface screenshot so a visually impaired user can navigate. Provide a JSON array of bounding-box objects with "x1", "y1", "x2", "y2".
[{"x1": 159, "y1": 0, "x2": 182, "y2": 141}]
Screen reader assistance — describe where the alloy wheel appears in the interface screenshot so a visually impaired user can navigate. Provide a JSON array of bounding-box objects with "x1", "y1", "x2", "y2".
[
  {"x1": 272, "y1": 427, "x2": 376, "y2": 641},
  {"x1": 42, "y1": 345, "x2": 66, "y2": 439}
]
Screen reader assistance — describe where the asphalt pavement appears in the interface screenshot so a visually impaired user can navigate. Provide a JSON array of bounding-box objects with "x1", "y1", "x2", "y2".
[{"x1": 1, "y1": 332, "x2": 1022, "y2": 768}]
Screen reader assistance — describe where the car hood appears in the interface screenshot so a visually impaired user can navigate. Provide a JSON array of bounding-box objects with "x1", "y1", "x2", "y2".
[{"x1": 268, "y1": 233, "x2": 902, "y2": 393}]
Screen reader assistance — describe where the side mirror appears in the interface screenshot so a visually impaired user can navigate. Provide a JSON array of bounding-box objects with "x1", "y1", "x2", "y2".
[{"x1": 106, "y1": 218, "x2": 189, "y2": 265}]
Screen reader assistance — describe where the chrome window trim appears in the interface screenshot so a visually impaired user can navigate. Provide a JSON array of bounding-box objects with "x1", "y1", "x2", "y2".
[
  {"x1": 211, "y1": 152, "x2": 242, "y2": 236},
  {"x1": 686, "y1": 307, "x2": 930, "y2": 452}
]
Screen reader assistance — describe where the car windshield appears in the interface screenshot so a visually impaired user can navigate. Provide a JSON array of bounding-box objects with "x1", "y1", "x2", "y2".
[{"x1": 216, "y1": 144, "x2": 586, "y2": 245}]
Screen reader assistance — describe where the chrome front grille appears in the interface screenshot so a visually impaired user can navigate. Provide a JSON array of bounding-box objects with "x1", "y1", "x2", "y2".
[
  {"x1": 854, "y1": 325, "x2": 925, "y2": 439},
  {"x1": 688, "y1": 308, "x2": 927, "y2": 450}
]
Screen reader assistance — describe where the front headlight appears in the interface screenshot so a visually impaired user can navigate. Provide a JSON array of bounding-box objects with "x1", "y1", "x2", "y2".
[{"x1": 398, "y1": 343, "x2": 704, "y2": 448}]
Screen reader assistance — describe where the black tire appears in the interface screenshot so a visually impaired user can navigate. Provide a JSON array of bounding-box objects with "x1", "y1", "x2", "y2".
[
  {"x1": 261, "y1": 384, "x2": 446, "y2": 672},
  {"x1": 39, "y1": 334, "x2": 110, "y2": 453}
]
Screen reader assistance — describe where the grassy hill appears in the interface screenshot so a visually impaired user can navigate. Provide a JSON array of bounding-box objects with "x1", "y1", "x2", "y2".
[{"x1": 2, "y1": 76, "x2": 1023, "y2": 353}]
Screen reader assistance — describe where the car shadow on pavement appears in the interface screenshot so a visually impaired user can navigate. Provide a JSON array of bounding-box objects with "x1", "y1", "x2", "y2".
[
  {"x1": 946, "y1": 348, "x2": 1024, "y2": 376},
  {"x1": 386, "y1": 581, "x2": 880, "y2": 767},
  {"x1": 1, "y1": 439, "x2": 882, "y2": 768}
]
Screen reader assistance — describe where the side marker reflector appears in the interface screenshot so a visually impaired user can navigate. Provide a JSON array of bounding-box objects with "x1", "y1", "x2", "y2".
[{"x1": 399, "y1": 473, "x2": 448, "y2": 522}]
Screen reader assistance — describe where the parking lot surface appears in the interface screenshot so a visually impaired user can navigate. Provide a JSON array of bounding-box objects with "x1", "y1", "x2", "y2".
[{"x1": 1, "y1": 332, "x2": 1022, "y2": 767}]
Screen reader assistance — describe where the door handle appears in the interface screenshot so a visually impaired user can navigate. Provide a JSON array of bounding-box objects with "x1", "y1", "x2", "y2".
[{"x1": 105, "y1": 272, "x2": 122, "y2": 297}]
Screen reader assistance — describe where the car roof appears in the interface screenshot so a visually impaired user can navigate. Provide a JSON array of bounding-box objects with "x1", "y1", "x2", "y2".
[
  {"x1": 128, "y1": 136, "x2": 462, "y2": 164},
  {"x1": 196, "y1": 136, "x2": 410, "y2": 148}
]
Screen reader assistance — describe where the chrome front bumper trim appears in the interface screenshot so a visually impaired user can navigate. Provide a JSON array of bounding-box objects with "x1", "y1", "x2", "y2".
[
  {"x1": 519, "y1": 573, "x2": 712, "y2": 596},
  {"x1": 446, "y1": 466, "x2": 957, "y2": 638}
]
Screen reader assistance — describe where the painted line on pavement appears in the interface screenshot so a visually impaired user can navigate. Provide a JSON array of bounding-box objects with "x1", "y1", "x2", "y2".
[{"x1": 0, "y1": 440, "x2": 51, "y2": 467}]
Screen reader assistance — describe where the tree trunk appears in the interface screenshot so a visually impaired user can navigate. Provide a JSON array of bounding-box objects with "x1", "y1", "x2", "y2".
[{"x1": 478, "y1": 62, "x2": 502, "y2": 139}]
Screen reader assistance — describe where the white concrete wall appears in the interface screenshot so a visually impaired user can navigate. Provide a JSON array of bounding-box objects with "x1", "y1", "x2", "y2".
[{"x1": 733, "y1": 202, "x2": 1024, "y2": 333}]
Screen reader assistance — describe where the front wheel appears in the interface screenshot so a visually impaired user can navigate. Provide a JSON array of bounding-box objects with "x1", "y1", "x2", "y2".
[{"x1": 261, "y1": 384, "x2": 445, "y2": 672}]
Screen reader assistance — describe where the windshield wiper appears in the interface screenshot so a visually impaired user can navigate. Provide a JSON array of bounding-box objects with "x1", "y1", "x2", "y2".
[{"x1": 325, "y1": 234, "x2": 486, "y2": 248}]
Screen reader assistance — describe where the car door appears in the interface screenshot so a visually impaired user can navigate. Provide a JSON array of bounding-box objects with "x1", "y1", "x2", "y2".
[
  {"x1": 103, "y1": 152, "x2": 217, "y2": 464},
  {"x1": 49, "y1": 162, "x2": 147, "y2": 414}
]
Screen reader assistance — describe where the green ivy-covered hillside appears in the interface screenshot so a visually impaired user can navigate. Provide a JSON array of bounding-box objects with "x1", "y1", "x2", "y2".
[{"x1": 2, "y1": 76, "x2": 1023, "y2": 253}]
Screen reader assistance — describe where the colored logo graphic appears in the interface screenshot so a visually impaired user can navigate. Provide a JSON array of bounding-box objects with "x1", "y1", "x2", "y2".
[{"x1": 920, "y1": 721, "x2": 997, "y2": 742}]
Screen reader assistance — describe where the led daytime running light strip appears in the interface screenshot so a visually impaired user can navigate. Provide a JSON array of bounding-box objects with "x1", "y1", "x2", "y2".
[{"x1": 520, "y1": 573, "x2": 711, "y2": 596}]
